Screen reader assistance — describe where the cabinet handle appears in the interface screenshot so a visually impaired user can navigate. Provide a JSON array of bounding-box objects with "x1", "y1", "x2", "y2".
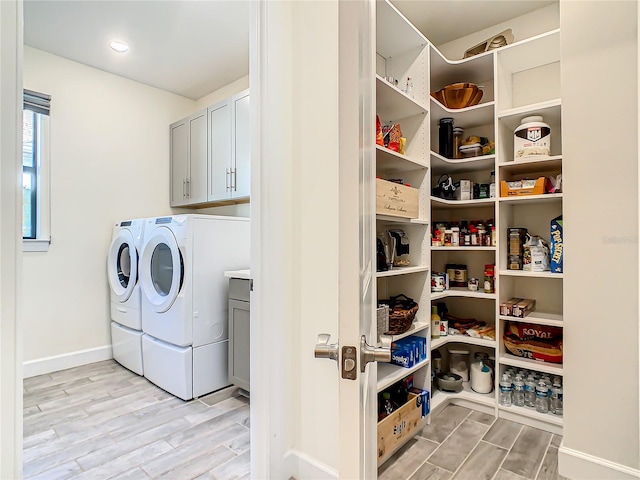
[
  {"x1": 183, "y1": 179, "x2": 186, "y2": 198},
  {"x1": 232, "y1": 168, "x2": 237, "y2": 191},
  {"x1": 186, "y1": 178, "x2": 190, "y2": 197},
  {"x1": 226, "y1": 169, "x2": 230, "y2": 191}
]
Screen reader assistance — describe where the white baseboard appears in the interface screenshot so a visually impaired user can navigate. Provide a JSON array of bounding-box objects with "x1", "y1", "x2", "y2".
[
  {"x1": 23, "y1": 345, "x2": 113, "y2": 378},
  {"x1": 284, "y1": 449, "x2": 338, "y2": 480},
  {"x1": 559, "y1": 444, "x2": 640, "y2": 480}
]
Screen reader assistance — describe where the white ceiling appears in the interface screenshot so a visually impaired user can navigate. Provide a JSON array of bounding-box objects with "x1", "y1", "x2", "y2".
[
  {"x1": 23, "y1": 0, "x2": 250, "y2": 100},
  {"x1": 23, "y1": 0, "x2": 555, "y2": 100}
]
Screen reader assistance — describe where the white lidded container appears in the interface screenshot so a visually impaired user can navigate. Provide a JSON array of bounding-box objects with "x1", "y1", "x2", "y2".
[
  {"x1": 514, "y1": 115, "x2": 551, "y2": 159},
  {"x1": 448, "y1": 348, "x2": 470, "y2": 381}
]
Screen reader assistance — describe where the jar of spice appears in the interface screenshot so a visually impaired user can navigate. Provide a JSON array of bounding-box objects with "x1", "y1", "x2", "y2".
[
  {"x1": 484, "y1": 264, "x2": 495, "y2": 293},
  {"x1": 451, "y1": 226, "x2": 460, "y2": 247},
  {"x1": 444, "y1": 229, "x2": 453, "y2": 247}
]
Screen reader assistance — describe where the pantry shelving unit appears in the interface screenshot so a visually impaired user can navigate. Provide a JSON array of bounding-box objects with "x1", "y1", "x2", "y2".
[{"x1": 373, "y1": 0, "x2": 565, "y2": 466}]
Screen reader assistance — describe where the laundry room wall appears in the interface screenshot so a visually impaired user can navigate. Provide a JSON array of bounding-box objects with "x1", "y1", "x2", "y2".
[{"x1": 22, "y1": 46, "x2": 196, "y2": 371}]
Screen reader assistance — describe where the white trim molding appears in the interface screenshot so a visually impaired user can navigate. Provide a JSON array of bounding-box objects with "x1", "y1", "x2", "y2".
[
  {"x1": 23, "y1": 345, "x2": 113, "y2": 378},
  {"x1": 284, "y1": 449, "x2": 338, "y2": 480},
  {"x1": 559, "y1": 444, "x2": 640, "y2": 480},
  {"x1": 22, "y1": 239, "x2": 50, "y2": 252}
]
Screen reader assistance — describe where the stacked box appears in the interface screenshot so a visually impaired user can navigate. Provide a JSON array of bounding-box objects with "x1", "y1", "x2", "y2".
[
  {"x1": 391, "y1": 335, "x2": 427, "y2": 368},
  {"x1": 550, "y1": 215, "x2": 563, "y2": 273},
  {"x1": 500, "y1": 297, "x2": 536, "y2": 317}
]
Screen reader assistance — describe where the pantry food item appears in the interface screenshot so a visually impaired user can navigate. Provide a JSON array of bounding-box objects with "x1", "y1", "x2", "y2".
[
  {"x1": 550, "y1": 215, "x2": 563, "y2": 273},
  {"x1": 500, "y1": 177, "x2": 548, "y2": 197},
  {"x1": 508, "y1": 227, "x2": 528, "y2": 270},
  {"x1": 432, "y1": 83, "x2": 483, "y2": 109},
  {"x1": 503, "y1": 322, "x2": 563, "y2": 363},
  {"x1": 512, "y1": 298, "x2": 536, "y2": 318},
  {"x1": 514, "y1": 115, "x2": 551, "y2": 158},
  {"x1": 523, "y1": 235, "x2": 550, "y2": 272}
]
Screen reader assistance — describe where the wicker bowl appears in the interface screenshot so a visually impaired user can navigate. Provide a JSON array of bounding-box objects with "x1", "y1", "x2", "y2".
[{"x1": 386, "y1": 305, "x2": 419, "y2": 335}]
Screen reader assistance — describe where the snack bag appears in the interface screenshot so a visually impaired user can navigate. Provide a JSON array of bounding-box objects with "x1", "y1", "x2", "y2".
[
  {"x1": 522, "y1": 234, "x2": 550, "y2": 272},
  {"x1": 388, "y1": 123, "x2": 402, "y2": 152},
  {"x1": 376, "y1": 115, "x2": 384, "y2": 146}
]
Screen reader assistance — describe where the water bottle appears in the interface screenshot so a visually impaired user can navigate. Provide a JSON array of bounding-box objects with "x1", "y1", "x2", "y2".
[
  {"x1": 513, "y1": 376, "x2": 525, "y2": 407},
  {"x1": 550, "y1": 386, "x2": 563, "y2": 416},
  {"x1": 524, "y1": 377, "x2": 536, "y2": 407},
  {"x1": 535, "y1": 381, "x2": 549, "y2": 413},
  {"x1": 499, "y1": 373, "x2": 513, "y2": 407}
]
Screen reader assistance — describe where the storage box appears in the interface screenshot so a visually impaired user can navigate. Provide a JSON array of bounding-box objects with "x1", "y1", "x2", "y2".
[
  {"x1": 511, "y1": 298, "x2": 536, "y2": 318},
  {"x1": 500, "y1": 177, "x2": 546, "y2": 197},
  {"x1": 500, "y1": 298, "x2": 522, "y2": 316},
  {"x1": 454, "y1": 180, "x2": 472, "y2": 200},
  {"x1": 376, "y1": 178, "x2": 419, "y2": 219},
  {"x1": 378, "y1": 393, "x2": 424, "y2": 464}
]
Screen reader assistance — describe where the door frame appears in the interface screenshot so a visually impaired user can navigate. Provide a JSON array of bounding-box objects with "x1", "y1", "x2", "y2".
[{"x1": 0, "y1": 0, "x2": 24, "y2": 477}]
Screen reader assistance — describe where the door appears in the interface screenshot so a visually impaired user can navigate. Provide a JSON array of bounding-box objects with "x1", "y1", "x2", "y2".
[
  {"x1": 139, "y1": 227, "x2": 184, "y2": 314},
  {"x1": 188, "y1": 110, "x2": 208, "y2": 204},
  {"x1": 107, "y1": 228, "x2": 138, "y2": 303},
  {"x1": 231, "y1": 90, "x2": 250, "y2": 198},
  {"x1": 208, "y1": 99, "x2": 232, "y2": 202},
  {"x1": 170, "y1": 119, "x2": 188, "y2": 206}
]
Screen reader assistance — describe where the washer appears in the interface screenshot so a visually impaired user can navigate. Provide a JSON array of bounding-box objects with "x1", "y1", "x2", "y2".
[
  {"x1": 139, "y1": 214, "x2": 250, "y2": 400},
  {"x1": 107, "y1": 218, "x2": 146, "y2": 375}
]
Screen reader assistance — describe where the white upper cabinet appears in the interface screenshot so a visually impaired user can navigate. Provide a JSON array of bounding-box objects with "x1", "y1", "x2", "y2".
[
  {"x1": 170, "y1": 109, "x2": 207, "y2": 207},
  {"x1": 208, "y1": 99, "x2": 232, "y2": 203},
  {"x1": 232, "y1": 90, "x2": 250, "y2": 199}
]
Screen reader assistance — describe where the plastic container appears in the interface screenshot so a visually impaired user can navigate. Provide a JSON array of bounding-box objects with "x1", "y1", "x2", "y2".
[
  {"x1": 439, "y1": 118, "x2": 454, "y2": 158},
  {"x1": 513, "y1": 376, "x2": 525, "y2": 407},
  {"x1": 431, "y1": 306, "x2": 441, "y2": 339},
  {"x1": 470, "y1": 352, "x2": 493, "y2": 394},
  {"x1": 453, "y1": 127, "x2": 464, "y2": 159},
  {"x1": 459, "y1": 143, "x2": 482, "y2": 158},
  {"x1": 524, "y1": 377, "x2": 537, "y2": 407},
  {"x1": 514, "y1": 115, "x2": 551, "y2": 159},
  {"x1": 535, "y1": 381, "x2": 549, "y2": 413},
  {"x1": 448, "y1": 348, "x2": 469, "y2": 381}
]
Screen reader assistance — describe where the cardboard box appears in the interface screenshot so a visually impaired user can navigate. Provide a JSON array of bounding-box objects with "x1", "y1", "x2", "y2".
[
  {"x1": 512, "y1": 298, "x2": 536, "y2": 318},
  {"x1": 550, "y1": 215, "x2": 563, "y2": 273},
  {"x1": 376, "y1": 178, "x2": 419, "y2": 218},
  {"x1": 500, "y1": 177, "x2": 546, "y2": 197},
  {"x1": 378, "y1": 393, "x2": 423, "y2": 464},
  {"x1": 500, "y1": 298, "x2": 522, "y2": 316}
]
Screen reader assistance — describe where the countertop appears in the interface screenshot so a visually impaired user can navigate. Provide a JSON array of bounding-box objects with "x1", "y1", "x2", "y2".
[{"x1": 224, "y1": 269, "x2": 251, "y2": 280}]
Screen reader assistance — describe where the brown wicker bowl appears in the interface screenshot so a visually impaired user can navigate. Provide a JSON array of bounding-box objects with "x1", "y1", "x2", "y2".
[{"x1": 386, "y1": 305, "x2": 419, "y2": 335}]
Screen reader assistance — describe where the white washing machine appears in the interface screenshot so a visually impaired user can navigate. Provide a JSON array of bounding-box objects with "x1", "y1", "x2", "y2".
[
  {"x1": 139, "y1": 214, "x2": 250, "y2": 400},
  {"x1": 107, "y1": 218, "x2": 146, "y2": 375}
]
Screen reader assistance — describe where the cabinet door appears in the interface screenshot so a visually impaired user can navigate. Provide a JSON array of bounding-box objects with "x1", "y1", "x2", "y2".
[
  {"x1": 229, "y1": 299, "x2": 250, "y2": 391},
  {"x1": 231, "y1": 90, "x2": 250, "y2": 199},
  {"x1": 170, "y1": 119, "x2": 189, "y2": 207},
  {"x1": 187, "y1": 110, "x2": 208, "y2": 204},
  {"x1": 208, "y1": 100, "x2": 232, "y2": 202}
]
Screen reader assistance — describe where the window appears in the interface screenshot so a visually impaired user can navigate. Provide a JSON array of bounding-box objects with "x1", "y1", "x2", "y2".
[{"x1": 22, "y1": 89, "x2": 51, "y2": 251}]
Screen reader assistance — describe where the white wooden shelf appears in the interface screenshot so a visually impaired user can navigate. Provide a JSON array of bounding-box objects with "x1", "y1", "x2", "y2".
[
  {"x1": 430, "y1": 152, "x2": 495, "y2": 175},
  {"x1": 376, "y1": 266, "x2": 429, "y2": 278},
  {"x1": 377, "y1": 75, "x2": 428, "y2": 120},
  {"x1": 429, "y1": 45, "x2": 495, "y2": 91},
  {"x1": 499, "y1": 270, "x2": 563, "y2": 279},
  {"x1": 498, "y1": 156, "x2": 562, "y2": 175},
  {"x1": 376, "y1": 0, "x2": 427, "y2": 59},
  {"x1": 500, "y1": 354, "x2": 563, "y2": 375},
  {"x1": 431, "y1": 381, "x2": 495, "y2": 411},
  {"x1": 376, "y1": 145, "x2": 428, "y2": 172},
  {"x1": 431, "y1": 335, "x2": 496, "y2": 350},
  {"x1": 431, "y1": 246, "x2": 496, "y2": 251},
  {"x1": 377, "y1": 357, "x2": 429, "y2": 392},
  {"x1": 382, "y1": 322, "x2": 429, "y2": 343},
  {"x1": 500, "y1": 312, "x2": 563, "y2": 328},
  {"x1": 431, "y1": 196, "x2": 495, "y2": 209},
  {"x1": 497, "y1": 29, "x2": 560, "y2": 75},
  {"x1": 499, "y1": 193, "x2": 563, "y2": 205},
  {"x1": 376, "y1": 214, "x2": 429, "y2": 225},
  {"x1": 499, "y1": 404, "x2": 563, "y2": 426},
  {"x1": 498, "y1": 98, "x2": 562, "y2": 131},
  {"x1": 430, "y1": 288, "x2": 496, "y2": 300},
  {"x1": 430, "y1": 99, "x2": 495, "y2": 130}
]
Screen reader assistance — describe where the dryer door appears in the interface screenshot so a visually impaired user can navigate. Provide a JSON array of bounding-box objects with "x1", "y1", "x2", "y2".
[
  {"x1": 140, "y1": 227, "x2": 183, "y2": 313},
  {"x1": 107, "y1": 229, "x2": 138, "y2": 303}
]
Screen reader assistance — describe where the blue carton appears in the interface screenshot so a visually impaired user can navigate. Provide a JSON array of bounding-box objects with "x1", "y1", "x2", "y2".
[
  {"x1": 390, "y1": 345, "x2": 415, "y2": 368},
  {"x1": 550, "y1": 215, "x2": 563, "y2": 273}
]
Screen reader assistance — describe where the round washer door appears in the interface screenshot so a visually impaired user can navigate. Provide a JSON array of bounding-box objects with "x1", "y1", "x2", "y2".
[
  {"x1": 140, "y1": 227, "x2": 183, "y2": 313},
  {"x1": 107, "y1": 229, "x2": 138, "y2": 303}
]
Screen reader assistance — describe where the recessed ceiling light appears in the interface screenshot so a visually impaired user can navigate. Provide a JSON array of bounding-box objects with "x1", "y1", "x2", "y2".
[{"x1": 109, "y1": 41, "x2": 129, "y2": 53}]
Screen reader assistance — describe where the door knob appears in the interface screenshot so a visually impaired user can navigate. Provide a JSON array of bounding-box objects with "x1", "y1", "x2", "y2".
[
  {"x1": 360, "y1": 335, "x2": 391, "y2": 372},
  {"x1": 314, "y1": 333, "x2": 338, "y2": 362}
]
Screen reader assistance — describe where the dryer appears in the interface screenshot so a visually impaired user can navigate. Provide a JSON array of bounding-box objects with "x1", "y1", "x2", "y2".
[
  {"x1": 139, "y1": 214, "x2": 250, "y2": 400},
  {"x1": 107, "y1": 218, "x2": 146, "y2": 375}
]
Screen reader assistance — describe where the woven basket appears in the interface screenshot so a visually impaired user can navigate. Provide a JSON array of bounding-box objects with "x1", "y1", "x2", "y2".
[{"x1": 387, "y1": 305, "x2": 419, "y2": 335}]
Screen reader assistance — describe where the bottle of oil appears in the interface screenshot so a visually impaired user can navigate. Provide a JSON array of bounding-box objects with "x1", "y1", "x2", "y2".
[{"x1": 431, "y1": 306, "x2": 441, "y2": 339}]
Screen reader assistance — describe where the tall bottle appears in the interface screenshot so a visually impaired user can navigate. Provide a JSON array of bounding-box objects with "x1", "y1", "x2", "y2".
[
  {"x1": 535, "y1": 381, "x2": 549, "y2": 413},
  {"x1": 524, "y1": 376, "x2": 537, "y2": 407},
  {"x1": 499, "y1": 373, "x2": 513, "y2": 407},
  {"x1": 513, "y1": 376, "x2": 525, "y2": 407},
  {"x1": 431, "y1": 306, "x2": 441, "y2": 339}
]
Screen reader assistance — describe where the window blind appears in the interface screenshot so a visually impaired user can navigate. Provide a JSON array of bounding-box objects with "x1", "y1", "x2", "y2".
[{"x1": 23, "y1": 89, "x2": 51, "y2": 116}]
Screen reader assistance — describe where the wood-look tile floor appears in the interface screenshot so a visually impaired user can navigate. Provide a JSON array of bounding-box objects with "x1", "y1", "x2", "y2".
[
  {"x1": 23, "y1": 360, "x2": 250, "y2": 480},
  {"x1": 379, "y1": 405, "x2": 568, "y2": 480}
]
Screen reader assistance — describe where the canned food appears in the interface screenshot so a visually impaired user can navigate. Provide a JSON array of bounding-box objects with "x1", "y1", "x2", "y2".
[
  {"x1": 468, "y1": 278, "x2": 479, "y2": 291},
  {"x1": 431, "y1": 273, "x2": 446, "y2": 292}
]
